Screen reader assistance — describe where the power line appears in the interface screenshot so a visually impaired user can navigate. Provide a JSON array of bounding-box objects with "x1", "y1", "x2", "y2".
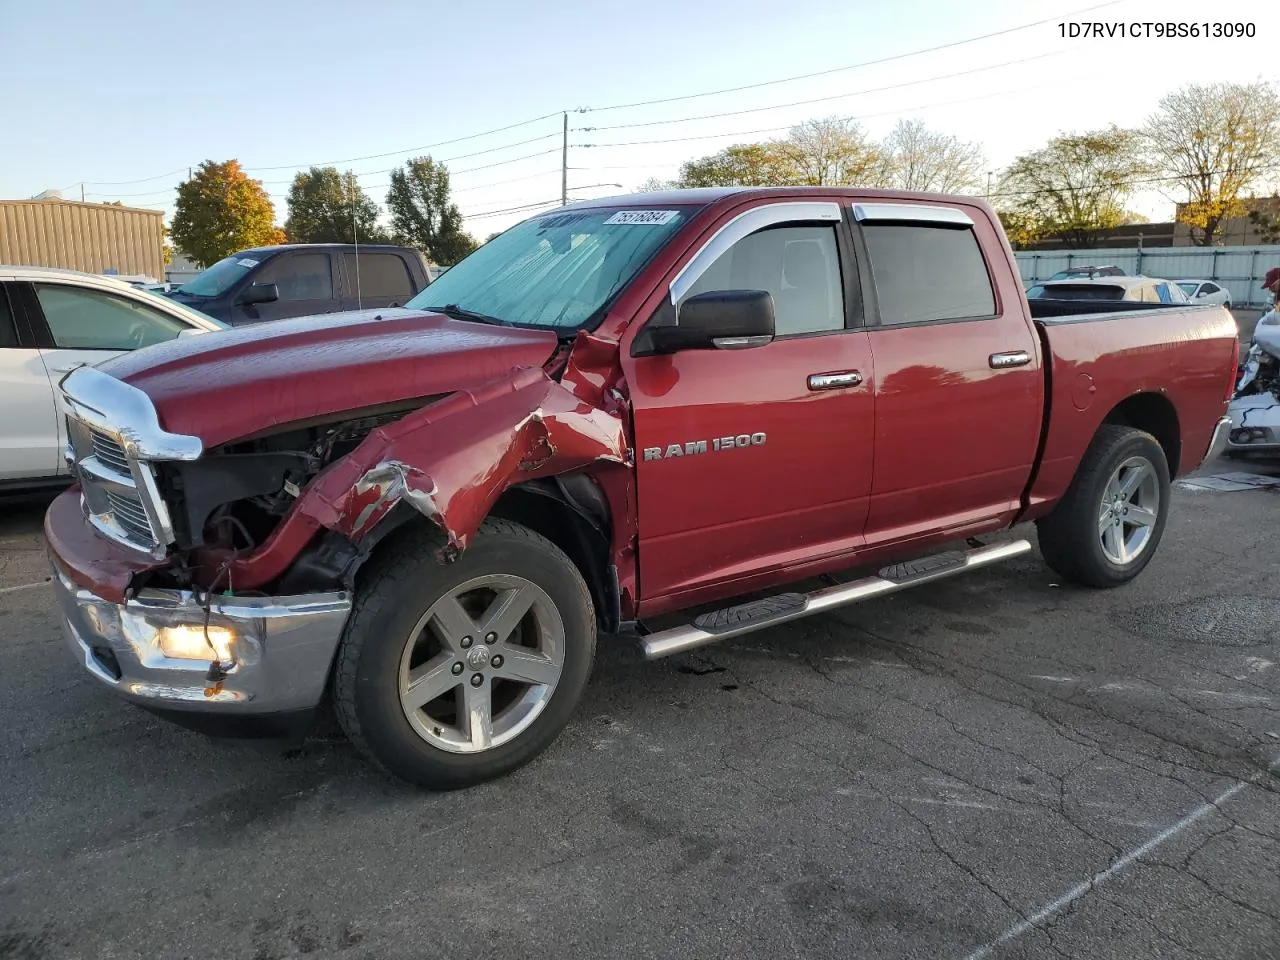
[
  {"x1": 87, "y1": 147, "x2": 564, "y2": 201},
  {"x1": 580, "y1": 0, "x2": 1124, "y2": 113},
  {"x1": 577, "y1": 52, "x2": 1063, "y2": 133},
  {"x1": 568, "y1": 82, "x2": 1058, "y2": 164}
]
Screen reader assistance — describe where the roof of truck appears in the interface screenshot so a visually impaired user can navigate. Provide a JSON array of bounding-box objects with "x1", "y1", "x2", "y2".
[{"x1": 563, "y1": 185, "x2": 999, "y2": 210}]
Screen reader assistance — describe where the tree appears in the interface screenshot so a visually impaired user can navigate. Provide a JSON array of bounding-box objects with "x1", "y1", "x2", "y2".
[
  {"x1": 1145, "y1": 81, "x2": 1280, "y2": 246},
  {"x1": 384, "y1": 156, "x2": 477, "y2": 265},
  {"x1": 677, "y1": 143, "x2": 795, "y2": 187},
  {"x1": 635, "y1": 176, "x2": 678, "y2": 192},
  {"x1": 880, "y1": 119, "x2": 985, "y2": 193},
  {"x1": 995, "y1": 127, "x2": 1149, "y2": 249},
  {"x1": 285, "y1": 167, "x2": 388, "y2": 244},
  {"x1": 484, "y1": 231, "x2": 503, "y2": 244},
  {"x1": 170, "y1": 160, "x2": 281, "y2": 267},
  {"x1": 775, "y1": 117, "x2": 886, "y2": 187},
  {"x1": 997, "y1": 210, "x2": 1043, "y2": 250},
  {"x1": 1248, "y1": 207, "x2": 1280, "y2": 244}
]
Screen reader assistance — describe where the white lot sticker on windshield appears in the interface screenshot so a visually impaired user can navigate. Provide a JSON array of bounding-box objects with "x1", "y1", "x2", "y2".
[
  {"x1": 237, "y1": 258, "x2": 259, "y2": 267},
  {"x1": 604, "y1": 210, "x2": 678, "y2": 226}
]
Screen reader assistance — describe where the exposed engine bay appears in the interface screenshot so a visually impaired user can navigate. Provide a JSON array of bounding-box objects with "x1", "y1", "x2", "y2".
[{"x1": 155, "y1": 398, "x2": 436, "y2": 556}]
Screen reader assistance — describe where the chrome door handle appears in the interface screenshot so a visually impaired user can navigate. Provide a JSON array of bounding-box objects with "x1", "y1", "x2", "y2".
[
  {"x1": 808, "y1": 370, "x2": 863, "y2": 391},
  {"x1": 989, "y1": 351, "x2": 1030, "y2": 369}
]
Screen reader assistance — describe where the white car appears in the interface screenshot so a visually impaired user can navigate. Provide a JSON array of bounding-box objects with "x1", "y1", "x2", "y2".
[
  {"x1": 1026, "y1": 275, "x2": 1192, "y2": 304},
  {"x1": 1176, "y1": 279, "x2": 1232, "y2": 308},
  {"x1": 0, "y1": 265, "x2": 227, "y2": 491}
]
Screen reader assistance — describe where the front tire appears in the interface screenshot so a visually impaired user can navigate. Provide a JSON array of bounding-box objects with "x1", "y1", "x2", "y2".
[
  {"x1": 1036, "y1": 425, "x2": 1171, "y2": 588},
  {"x1": 333, "y1": 519, "x2": 596, "y2": 789}
]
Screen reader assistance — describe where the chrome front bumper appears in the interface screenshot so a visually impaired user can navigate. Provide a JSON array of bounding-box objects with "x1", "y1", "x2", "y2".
[{"x1": 52, "y1": 567, "x2": 351, "y2": 716}]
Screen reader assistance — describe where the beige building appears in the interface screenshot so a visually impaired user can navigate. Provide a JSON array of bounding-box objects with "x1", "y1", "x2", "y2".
[{"x1": 0, "y1": 197, "x2": 165, "y2": 280}]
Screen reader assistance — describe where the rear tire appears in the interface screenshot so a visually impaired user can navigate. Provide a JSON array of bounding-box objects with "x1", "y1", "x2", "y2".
[
  {"x1": 1036, "y1": 425, "x2": 1171, "y2": 588},
  {"x1": 333, "y1": 518, "x2": 596, "y2": 789}
]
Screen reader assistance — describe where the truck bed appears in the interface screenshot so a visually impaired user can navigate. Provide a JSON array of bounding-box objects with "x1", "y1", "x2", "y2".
[{"x1": 1021, "y1": 301, "x2": 1239, "y2": 519}]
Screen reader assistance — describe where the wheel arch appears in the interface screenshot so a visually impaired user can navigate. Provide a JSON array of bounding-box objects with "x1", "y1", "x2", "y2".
[
  {"x1": 486, "y1": 475, "x2": 621, "y2": 635},
  {"x1": 1100, "y1": 391, "x2": 1181, "y2": 476}
]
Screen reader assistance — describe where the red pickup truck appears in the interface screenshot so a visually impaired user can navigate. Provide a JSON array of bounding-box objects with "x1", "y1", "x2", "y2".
[{"x1": 44, "y1": 188, "x2": 1238, "y2": 789}]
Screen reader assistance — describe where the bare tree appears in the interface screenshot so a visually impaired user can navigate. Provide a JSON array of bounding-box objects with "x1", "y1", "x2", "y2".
[
  {"x1": 774, "y1": 117, "x2": 886, "y2": 186},
  {"x1": 881, "y1": 119, "x2": 985, "y2": 193},
  {"x1": 1145, "y1": 81, "x2": 1280, "y2": 245}
]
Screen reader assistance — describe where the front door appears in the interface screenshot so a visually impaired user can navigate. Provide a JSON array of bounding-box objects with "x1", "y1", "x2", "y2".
[
  {"x1": 0, "y1": 284, "x2": 58, "y2": 482},
  {"x1": 21, "y1": 281, "x2": 192, "y2": 476},
  {"x1": 852, "y1": 202, "x2": 1043, "y2": 545},
  {"x1": 243, "y1": 251, "x2": 339, "y2": 322},
  {"x1": 623, "y1": 200, "x2": 876, "y2": 607}
]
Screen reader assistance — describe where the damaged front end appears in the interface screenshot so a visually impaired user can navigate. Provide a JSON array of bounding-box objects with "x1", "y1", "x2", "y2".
[
  {"x1": 53, "y1": 348, "x2": 632, "y2": 603},
  {"x1": 46, "y1": 346, "x2": 633, "y2": 728}
]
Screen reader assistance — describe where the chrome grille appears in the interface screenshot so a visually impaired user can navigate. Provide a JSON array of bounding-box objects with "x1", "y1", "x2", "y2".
[
  {"x1": 90, "y1": 430, "x2": 131, "y2": 474},
  {"x1": 59, "y1": 367, "x2": 203, "y2": 559},
  {"x1": 103, "y1": 489, "x2": 156, "y2": 546}
]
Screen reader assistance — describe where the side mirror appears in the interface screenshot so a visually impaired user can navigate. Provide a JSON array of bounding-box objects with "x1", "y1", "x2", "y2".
[
  {"x1": 240, "y1": 282, "x2": 279, "y2": 305},
  {"x1": 649, "y1": 290, "x2": 775, "y2": 354}
]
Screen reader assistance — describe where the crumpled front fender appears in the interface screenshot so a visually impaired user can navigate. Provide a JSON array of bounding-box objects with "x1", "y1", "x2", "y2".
[{"x1": 225, "y1": 364, "x2": 626, "y2": 571}]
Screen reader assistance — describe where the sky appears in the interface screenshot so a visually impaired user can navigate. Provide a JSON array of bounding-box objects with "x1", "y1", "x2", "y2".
[{"x1": 2, "y1": 0, "x2": 1277, "y2": 239}]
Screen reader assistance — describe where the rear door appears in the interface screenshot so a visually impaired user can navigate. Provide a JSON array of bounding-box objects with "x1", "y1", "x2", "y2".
[
  {"x1": 851, "y1": 201, "x2": 1043, "y2": 546},
  {"x1": 0, "y1": 283, "x2": 58, "y2": 482},
  {"x1": 245, "y1": 251, "x2": 340, "y2": 321},
  {"x1": 339, "y1": 251, "x2": 418, "y2": 310}
]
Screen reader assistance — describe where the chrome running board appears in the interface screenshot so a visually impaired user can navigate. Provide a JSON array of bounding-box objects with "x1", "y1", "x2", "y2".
[{"x1": 638, "y1": 539, "x2": 1032, "y2": 660}]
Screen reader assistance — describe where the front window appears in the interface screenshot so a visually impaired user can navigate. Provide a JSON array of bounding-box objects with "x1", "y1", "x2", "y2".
[
  {"x1": 404, "y1": 205, "x2": 695, "y2": 331},
  {"x1": 36, "y1": 285, "x2": 189, "y2": 350},
  {"x1": 178, "y1": 254, "x2": 265, "y2": 297}
]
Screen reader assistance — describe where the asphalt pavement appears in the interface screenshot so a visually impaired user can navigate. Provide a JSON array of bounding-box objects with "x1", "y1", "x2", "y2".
[{"x1": 2, "y1": 452, "x2": 1279, "y2": 960}]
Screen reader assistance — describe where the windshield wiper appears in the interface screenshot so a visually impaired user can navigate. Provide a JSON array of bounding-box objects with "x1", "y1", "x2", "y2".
[{"x1": 426, "y1": 303, "x2": 511, "y2": 327}]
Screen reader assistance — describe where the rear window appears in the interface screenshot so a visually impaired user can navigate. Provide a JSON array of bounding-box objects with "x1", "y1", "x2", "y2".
[
  {"x1": 344, "y1": 252, "x2": 415, "y2": 300},
  {"x1": 862, "y1": 224, "x2": 995, "y2": 325}
]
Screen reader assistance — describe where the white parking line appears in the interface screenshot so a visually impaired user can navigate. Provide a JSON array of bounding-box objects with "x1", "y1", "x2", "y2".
[
  {"x1": 0, "y1": 579, "x2": 51, "y2": 595},
  {"x1": 961, "y1": 755, "x2": 1280, "y2": 960}
]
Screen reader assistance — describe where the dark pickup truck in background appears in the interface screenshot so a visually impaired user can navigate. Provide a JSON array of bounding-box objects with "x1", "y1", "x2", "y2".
[
  {"x1": 165, "y1": 243, "x2": 430, "y2": 325},
  {"x1": 44, "y1": 187, "x2": 1238, "y2": 790}
]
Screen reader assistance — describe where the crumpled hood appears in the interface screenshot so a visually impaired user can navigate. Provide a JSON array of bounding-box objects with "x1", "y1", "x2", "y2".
[{"x1": 97, "y1": 308, "x2": 560, "y2": 448}]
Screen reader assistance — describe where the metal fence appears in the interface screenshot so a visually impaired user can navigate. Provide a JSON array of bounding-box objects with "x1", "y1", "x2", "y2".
[{"x1": 1014, "y1": 246, "x2": 1280, "y2": 307}]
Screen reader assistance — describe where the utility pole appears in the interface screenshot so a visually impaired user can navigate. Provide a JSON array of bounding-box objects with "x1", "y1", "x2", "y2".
[
  {"x1": 561, "y1": 112, "x2": 569, "y2": 207},
  {"x1": 80, "y1": 184, "x2": 85, "y2": 202},
  {"x1": 985, "y1": 171, "x2": 993, "y2": 200}
]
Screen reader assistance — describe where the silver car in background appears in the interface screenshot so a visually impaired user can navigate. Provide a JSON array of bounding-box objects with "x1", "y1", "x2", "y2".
[{"x1": 0, "y1": 265, "x2": 226, "y2": 491}]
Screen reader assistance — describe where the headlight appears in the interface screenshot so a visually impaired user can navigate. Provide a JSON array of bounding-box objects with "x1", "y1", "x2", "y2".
[{"x1": 157, "y1": 623, "x2": 237, "y2": 663}]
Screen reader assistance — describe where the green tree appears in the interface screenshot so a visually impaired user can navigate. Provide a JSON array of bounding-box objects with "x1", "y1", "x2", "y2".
[
  {"x1": 170, "y1": 160, "x2": 281, "y2": 267},
  {"x1": 285, "y1": 167, "x2": 388, "y2": 244},
  {"x1": 384, "y1": 156, "x2": 477, "y2": 265},
  {"x1": 996, "y1": 127, "x2": 1149, "y2": 249},
  {"x1": 1145, "y1": 81, "x2": 1280, "y2": 246},
  {"x1": 677, "y1": 143, "x2": 795, "y2": 187}
]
